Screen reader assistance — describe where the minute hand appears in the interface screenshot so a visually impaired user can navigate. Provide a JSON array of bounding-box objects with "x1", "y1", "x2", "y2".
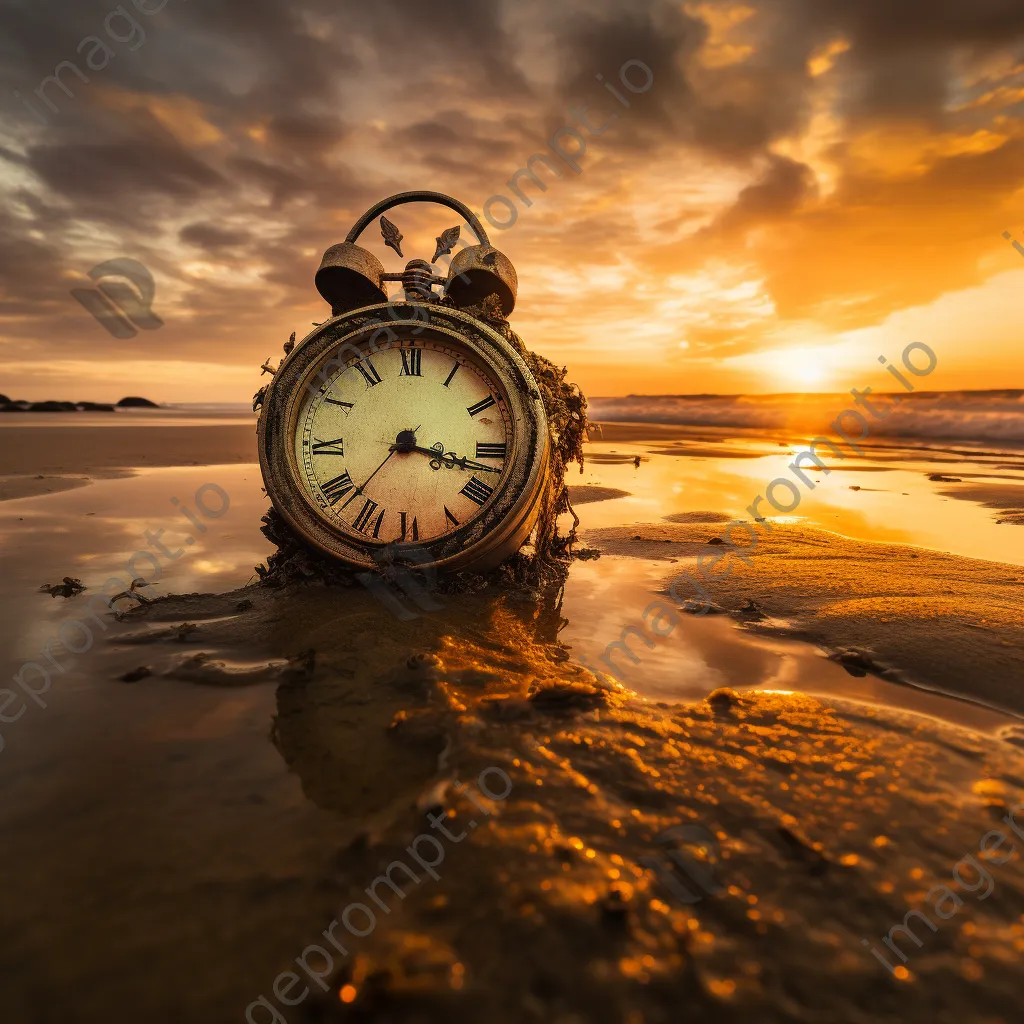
[
  {"x1": 340, "y1": 449, "x2": 396, "y2": 509},
  {"x1": 391, "y1": 444, "x2": 503, "y2": 474}
]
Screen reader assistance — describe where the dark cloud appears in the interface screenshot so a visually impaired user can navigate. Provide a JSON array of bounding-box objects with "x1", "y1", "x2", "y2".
[
  {"x1": 264, "y1": 113, "x2": 347, "y2": 156},
  {"x1": 709, "y1": 155, "x2": 818, "y2": 235},
  {"x1": 791, "y1": 0, "x2": 1024, "y2": 50},
  {"x1": 179, "y1": 222, "x2": 251, "y2": 249},
  {"x1": 28, "y1": 133, "x2": 224, "y2": 202},
  {"x1": 554, "y1": 7, "x2": 706, "y2": 145},
  {"x1": 783, "y1": 0, "x2": 1024, "y2": 119},
  {"x1": 0, "y1": 211, "x2": 67, "y2": 317}
]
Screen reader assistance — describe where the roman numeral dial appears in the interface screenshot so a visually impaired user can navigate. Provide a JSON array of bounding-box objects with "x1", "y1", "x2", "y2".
[
  {"x1": 460, "y1": 476, "x2": 495, "y2": 506},
  {"x1": 467, "y1": 395, "x2": 496, "y2": 418},
  {"x1": 442, "y1": 361, "x2": 460, "y2": 388},
  {"x1": 323, "y1": 397, "x2": 353, "y2": 411},
  {"x1": 311, "y1": 437, "x2": 345, "y2": 456},
  {"x1": 352, "y1": 499, "x2": 385, "y2": 537},
  {"x1": 355, "y1": 359, "x2": 382, "y2": 388},
  {"x1": 399, "y1": 349, "x2": 422, "y2": 376},
  {"x1": 400, "y1": 512, "x2": 419, "y2": 541},
  {"x1": 296, "y1": 339, "x2": 511, "y2": 545},
  {"x1": 321, "y1": 472, "x2": 354, "y2": 505}
]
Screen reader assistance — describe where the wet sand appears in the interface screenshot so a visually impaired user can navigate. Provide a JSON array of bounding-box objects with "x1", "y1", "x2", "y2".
[
  {"x1": 581, "y1": 521, "x2": 1024, "y2": 717},
  {"x1": 0, "y1": 473, "x2": 95, "y2": 501},
  {"x1": 568, "y1": 485, "x2": 633, "y2": 505},
  {"x1": 0, "y1": 413, "x2": 256, "y2": 480},
  {"x1": 937, "y1": 482, "x2": 1024, "y2": 526},
  {"x1": 5, "y1": 580, "x2": 1022, "y2": 1022},
  {"x1": 2, "y1": 415, "x2": 1024, "y2": 1022}
]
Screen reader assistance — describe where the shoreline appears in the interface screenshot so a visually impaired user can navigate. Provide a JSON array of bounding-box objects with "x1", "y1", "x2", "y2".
[{"x1": 581, "y1": 519, "x2": 1024, "y2": 717}]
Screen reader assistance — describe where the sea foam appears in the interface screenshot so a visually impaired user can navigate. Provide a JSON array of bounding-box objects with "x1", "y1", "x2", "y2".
[{"x1": 588, "y1": 391, "x2": 1024, "y2": 444}]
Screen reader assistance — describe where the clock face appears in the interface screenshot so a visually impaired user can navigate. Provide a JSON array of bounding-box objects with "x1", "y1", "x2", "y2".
[
  {"x1": 260, "y1": 303, "x2": 549, "y2": 572},
  {"x1": 293, "y1": 338, "x2": 513, "y2": 544}
]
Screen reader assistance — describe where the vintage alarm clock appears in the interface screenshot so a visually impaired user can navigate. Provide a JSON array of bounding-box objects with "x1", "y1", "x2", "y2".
[{"x1": 256, "y1": 191, "x2": 551, "y2": 573}]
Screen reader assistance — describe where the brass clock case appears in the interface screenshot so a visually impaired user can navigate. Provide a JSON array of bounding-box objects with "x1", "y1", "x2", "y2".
[{"x1": 258, "y1": 302, "x2": 550, "y2": 573}]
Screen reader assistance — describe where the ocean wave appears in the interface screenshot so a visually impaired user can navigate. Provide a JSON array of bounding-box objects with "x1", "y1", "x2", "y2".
[{"x1": 588, "y1": 391, "x2": 1024, "y2": 443}]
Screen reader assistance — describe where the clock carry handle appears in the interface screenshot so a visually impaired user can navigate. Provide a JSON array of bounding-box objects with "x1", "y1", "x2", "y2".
[{"x1": 344, "y1": 190, "x2": 491, "y2": 247}]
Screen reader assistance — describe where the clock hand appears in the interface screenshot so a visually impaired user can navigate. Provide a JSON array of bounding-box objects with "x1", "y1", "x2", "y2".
[
  {"x1": 340, "y1": 449, "x2": 396, "y2": 509},
  {"x1": 452, "y1": 454, "x2": 503, "y2": 475},
  {"x1": 390, "y1": 443, "x2": 502, "y2": 474}
]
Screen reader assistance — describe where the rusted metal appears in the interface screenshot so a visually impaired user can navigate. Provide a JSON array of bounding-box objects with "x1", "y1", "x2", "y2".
[
  {"x1": 444, "y1": 244, "x2": 518, "y2": 317},
  {"x1": 314, "y1": 242, "x2": 388, "y2": 316},
  {"x1": 401, "y1": 259, "x2": 444, "y2": 301},
  {"x1": 433, "y1": 225, "x2": 461, "y2": 262},
  {"x1": 380, "y1": 216, "x2": 404, "y2": 257},
  {"x1": 345, "y1": 190, "x2": 490, "y2": 247}
]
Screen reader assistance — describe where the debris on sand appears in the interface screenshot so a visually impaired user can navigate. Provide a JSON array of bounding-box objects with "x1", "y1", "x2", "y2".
[
  {"x1": 678, "y1": 599, "x2": 727, "y2": 614},
  {"x1": 119, "y1": 666, "x2": 153, "y2": 683},
  {"x1": 118, "y1": 622, "x2": 200, "y2": 645},
  {"x1": 163, "y1": 651, "x2": 291, "y2": 686},
  {"x1": 707, "y1": 686, "x2": 738, "y2": 713},
  {"x1": 732, "y1": 598, "x2": 768, "y2": 622},
  {"x1": 828, "y1": 648, "x2": 888, "y2": 678},
  {"x1": 107, "y1": 577, "x2": 157, "y2": 611},
  {"x1": 38, "y1": 576, "x2": 86, "y2": 599},
  {"x1": 528, "y1": 679, "x2": 609, "y2": 713},
  {"x1": 928, "y1": 472, "x2": 962, "y2": 482}
]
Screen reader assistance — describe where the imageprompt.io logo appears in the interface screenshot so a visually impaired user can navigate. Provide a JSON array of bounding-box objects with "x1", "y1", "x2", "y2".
[
  {"x1": 71, "y1": 258, "x2": 164, "y2": 339},
  {"x1": 639, "y1": 823, "x2": 725, "y2": 904}
]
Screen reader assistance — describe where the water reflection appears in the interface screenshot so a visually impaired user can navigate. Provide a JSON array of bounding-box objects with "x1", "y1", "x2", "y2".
[
  {"x1": 559, "y1": 556, "x2": 1015, "y2": 734},
  {"x1": 569, "y1": 437, "x2": 1024, "y2": 566}
]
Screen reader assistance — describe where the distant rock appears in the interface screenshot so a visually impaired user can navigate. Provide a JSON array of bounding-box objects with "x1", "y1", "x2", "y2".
[
  {"x1": 39, "y1": 576, "x2": 87, "y2": 599},
  {"x1": 116, "y1": 396, "x2": 160, "y2": 408},
  {"x1": 26, "y1": 401, "x2": 79, "y2": 412},
  {"x1": 0, "y1": 395, "x2": 116, "y2": 412}
]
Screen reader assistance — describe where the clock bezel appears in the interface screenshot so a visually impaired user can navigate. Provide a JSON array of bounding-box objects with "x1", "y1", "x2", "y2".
[{"x1": 258, "y1": 302, "x2": 550, "y2": 572}]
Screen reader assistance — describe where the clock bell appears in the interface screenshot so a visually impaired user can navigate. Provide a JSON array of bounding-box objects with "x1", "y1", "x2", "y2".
[{"x1": 313, "y1": 189, "x2": 518, "y2": 318}]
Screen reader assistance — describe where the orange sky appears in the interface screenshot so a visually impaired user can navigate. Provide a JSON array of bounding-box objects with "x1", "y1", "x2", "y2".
[{"x1": 2, "y1": 0, "x2": 1023, "y2": 402}]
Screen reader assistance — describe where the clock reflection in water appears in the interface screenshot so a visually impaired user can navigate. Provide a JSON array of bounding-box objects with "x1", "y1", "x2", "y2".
[{"x1": 257, "y1": 192, "x2": 551, "y2": 573}]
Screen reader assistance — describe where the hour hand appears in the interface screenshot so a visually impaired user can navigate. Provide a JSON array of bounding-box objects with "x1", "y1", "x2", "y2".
[
  {"x1": 391, "y1": 443, "x2": 502, "y2": 474},
  {"x1": 449, "y1": 454, "x2": 503, "y2": 475}
]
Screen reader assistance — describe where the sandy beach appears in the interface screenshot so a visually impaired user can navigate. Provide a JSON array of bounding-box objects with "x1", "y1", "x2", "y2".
[{"x1": 1, "y1": 411, "x2": 1023, "y2": 1022}]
